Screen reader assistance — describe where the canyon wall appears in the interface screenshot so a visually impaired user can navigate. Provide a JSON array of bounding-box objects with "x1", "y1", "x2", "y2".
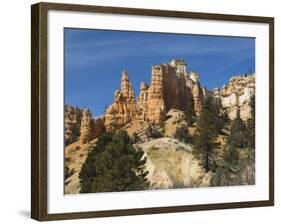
[
  {"x1": 64, "y1": 105, "x2": 82, "y2": 145},
  {"x1": 219, "y1": 75, "x2": 255, "y2": 120},
  {"x1": 64, "y1": 106, "x2": 105, "y2": 145},
  {"x1": 104, "y1": 59, "x2": 204, "y2": 130},
  {"x1": 80, "y1": 108, "x2": 106, "y2": 143},
  {"x1": 65, "y1": 59, "x2": 255, "y2": 143},
  {"x1": 104, "y1": 71, "x2": 138, "y2": 130}
]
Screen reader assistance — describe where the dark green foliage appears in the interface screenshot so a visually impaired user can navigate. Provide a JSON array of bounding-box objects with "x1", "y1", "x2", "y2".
[
  {"x1": 228, "y1": 96, "x2": 255, "y2": 150},
  {"x1": 204, "y1": 97, "x2": 225, "y2": 134},
  {"x1": 79, "y1": 131, "x2": 149, "y2": 193},
  {"x1": 193, "y1": 97, "x2": 220, "y2": 172},
  {"x1": 174, "y1": 125, "x2": 191, "y2": 143},
  {"x1": 64, "y1": 124, "x2": 80, "y2": 146},
  {"x1": 246, "y1": 96, "x2": 255, "y2": 149},
  {"x1": 221, "y1": 145, "x2": 239, "y2": 170},
  {"x1": 64, "y1": 163, "x2": 69, "y2": 180},
  {"x1": 145, "y1": 124, "x2": 164, "y2": 138},
  {"x1": 131, "y1": 132, "x2": 141, "y2": 143},
  {"x1": 212, "y1": 96, "x2": 255, "y2": 186},
  {"x1": 184, "y1": 106, "x2": 195, "y2": 126},
  {"x1": 193, "y1": 128, "x2": 218, "y2": 173},
  {"x1": 228, "y1": 116, "x2": 249, "y2": 148},
  {"x1": 212, "y1": 145, "x2": 239, "y2": 186},
  {"x1": 212, "y1": 112, "x2": 249, "y2": 185},
  {"x1": 64, "y1": 161, "x2": 74, "y2": 180},
  {"x1": 212, "y1": 145, "x2": 256, "y2": 186},
  {"x1": 72, "y1": 126, "x2": 81, "y2": 141}
]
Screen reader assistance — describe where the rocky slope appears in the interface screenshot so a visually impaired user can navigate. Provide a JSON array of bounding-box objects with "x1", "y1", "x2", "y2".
[
  {"x1": 64, "y1": 136, "x2": 213, "y2": 193},
  {"x1": 137, "y1": 138, "x2": 212, "y2": 189},
  {"x1": 64, "y1": 139, "x2": 97, "y2": 194}
]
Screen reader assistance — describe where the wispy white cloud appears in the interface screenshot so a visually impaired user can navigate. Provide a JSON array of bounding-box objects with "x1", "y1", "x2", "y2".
[{"x1": 65, "y1": 35, "x2": 254, "y2": 69}]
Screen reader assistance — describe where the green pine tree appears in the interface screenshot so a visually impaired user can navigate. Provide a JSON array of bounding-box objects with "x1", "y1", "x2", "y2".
[
  {"x1": 184, "y1": 104, "x2": 195, "y2": 126},
  {"x1": 204, "y1": 97, "x2": 225, "y2": 134},
  {"x1": 193, "y1": 97, "x2": 220, "y2": 173},
  {"x1": 213, "y1": 96, "x2": 255, "y2": 186},
  {"x1": 212, "y1": 145, "x2": 239, "y2": 186},
  {"x1": 79, "y1": 131, "x2": 149, "y2": 193},
  {"x1": 228, "y1": 115, "x2": 248, "y2": 148},
  {"x1": 222, "y1": 145, "x2": 239, "y2": 169},
  {"x1": 246, "y1": 96, "x2": 255, "y2": 149}
]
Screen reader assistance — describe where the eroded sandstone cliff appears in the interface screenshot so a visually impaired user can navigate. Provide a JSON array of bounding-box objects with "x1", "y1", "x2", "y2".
[
  {"x1": 64, "y1": 105, "x2": 82, "y2": 145},
  {"x1": 104, "y1": 59, "x2": 204, "y2": 130},
  {"x1": 219, "y1": 75, "x2": 255, "y2": 120},
  {"x1": 65, "y1": 59, "x2": 255, "y2": 145},
  {"x1": 104, "y1": 70, "x2": 138, "y2": 130}
]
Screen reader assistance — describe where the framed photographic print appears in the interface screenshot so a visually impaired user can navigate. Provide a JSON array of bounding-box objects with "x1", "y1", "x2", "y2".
[{"x1": 31, "y1": 2, "x2": 274, "y2": 221}]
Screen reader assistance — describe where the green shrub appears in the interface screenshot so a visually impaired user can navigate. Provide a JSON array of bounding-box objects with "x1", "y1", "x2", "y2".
[
  {"x1": 174, "y1": 125, "x2": 191, "y2": 143},
  {"x1": 145, "y1": 124, "x2": 164, "y2": 138},
  {"x1": 131, "y1": 132, "x2": 141, "y2": 143}
]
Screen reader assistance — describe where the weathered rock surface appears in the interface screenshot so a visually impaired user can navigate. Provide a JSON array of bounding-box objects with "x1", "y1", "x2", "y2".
[
  {"x1": 80, "y1": 108, "x2": 106, "y2": 143},
  {"x1": 104, "y1": 59, "x2": 205, "y2": 130},
  {"x1": 64, "y1": 139, "x2": 97, "y2": 194},
  {"x1": 104, "y1": 70, "x2": 139, "y2": 130},
  {"x1": 137, "y1": 138, "x2": 212, "y2": 189},
  {"x1": 187, "y1": 71, "x2": 204, "y2": 116},
  {"x1": 80, "y1": 108, "x2": 93, "y2": 143},
  {"x1": 219, "y1": 75, "x2": 255, "y2": 120},
  {"x1": 163, "y1": 109, "x2": 188, "y2": 137},
  {"x1": 64, "y1": 105, "x2": 82, "y2": 145},
  {"x1": 65, "y1": 106, "x2": 105, "y2": 145},
  {"x1": 93, "y1": 59, "x2": 255, "y2": 132}
]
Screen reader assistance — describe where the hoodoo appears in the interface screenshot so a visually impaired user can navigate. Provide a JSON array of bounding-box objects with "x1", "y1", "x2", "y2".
[{"x1": 65, "y1": 59, "x2": 255, "y2": 142}]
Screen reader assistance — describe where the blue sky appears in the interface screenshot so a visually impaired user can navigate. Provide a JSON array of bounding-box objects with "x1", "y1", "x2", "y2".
[{"x1": 64, "y1": 28, "x2": 255, "y2": 117}]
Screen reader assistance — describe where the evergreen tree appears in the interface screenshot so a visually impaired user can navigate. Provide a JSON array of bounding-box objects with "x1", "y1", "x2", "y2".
[
  {"x1": 193, "y1": 97, "x2": 220, "y2": 172},
  {"x1": 213, "y1": 96, "x2": 255, "y2": 186},
  {"x1": 131, "y1": 132, "x2": 141, "y2": 144},
  {"x1": 228, "y1": 115, "x2": 248, "y2": 148},
  {"x1": 204, "y1": 97, "x2": 224, "y2": 134},
  {"x1": 79, "y1": 131, "x2": 149, "y2": 193},
  {"x1": 184, "y1": 104, "x2": 195, "y2": 126},
  {"x1": 246, "y1": 96, "x2": 255, "y2": 149},
  {"x1": 64, "y1": 163, "x2": 70, "y2": 180},
  {"x1": 212, "y1": 145, "x2": 239, "y2": 186},
  {"x1": 221, "y1": 145, "x2": 239, "y2": 169},
  {"x1": 174, "y1": 125, "x2": 191, "y2": 143}
]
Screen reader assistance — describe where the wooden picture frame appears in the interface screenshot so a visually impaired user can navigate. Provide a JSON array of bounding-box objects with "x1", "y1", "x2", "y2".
[{"x1": 31, "y1": 2, "x2": 274, "y2": 221}]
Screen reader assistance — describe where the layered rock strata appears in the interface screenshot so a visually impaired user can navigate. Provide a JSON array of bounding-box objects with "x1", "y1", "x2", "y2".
[
  {"x1": 80, "y1": 108, "x2": 93, "y2": 143},
  {"x1": 64, "y1": 105, "x2": 82, "y2": 145},
  {"x1": 219, "y1": 75, "x2": 255, "y2": 120},
  {"x1": 65, "y1": 59, "x2": 255, "y2": 142},
  {"x1": 105, "y1": 59, "x2": 204, "y2": 130},
  {"x1": 104, "y1": 70, "x2": 138, "y2": 130}
]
